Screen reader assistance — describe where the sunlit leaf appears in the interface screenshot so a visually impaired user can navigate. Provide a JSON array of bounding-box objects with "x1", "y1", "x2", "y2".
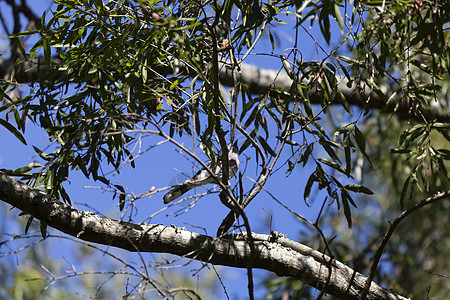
[
  {"x1": 0, "y1": 163, "x2": 41, "y2": 176},
  {"x1": 42, "y1": 36, "x2": 51, "y2": 67},
  {"x1": 344, "y1": 184, "x2": 374, "y2": 195},
  {"x1": 318, "y1": 158, "x2": 348, "y2": 175},
  {"x1": 333, "y1": 4, "x2": 344, "y2": 32}
]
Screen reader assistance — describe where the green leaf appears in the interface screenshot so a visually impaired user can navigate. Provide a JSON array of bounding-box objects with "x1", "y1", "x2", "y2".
[
  {"x1": 169, "y1": 78, "x2": 180, "y2": 90},
  {"x1": 1, "y1": 162, "x2": 42, "y2": 176},
  {"x1": 268, "y1": 30, "x2": 275, "y2": 50},
  {"x1": 220, "y1": 0, "x2": 233, "y2": 23},
  {"x1": 384, "y1": 91, "x2": 398, "y2": 109},
  {"x1": 344, "y1": 184, "x2": 374, "y2": 194},
  {"x1": 33, "y1": 146, "x2": 51, "y2": 161},
  {"x1": 59, "y1": 184, "x2": 71, "y2": 204},
  {"x1": 299, "y1": 143, "x2": 314, "y2": 167},
  {"x1": 0, "y1": 86, "x2": 13, "y2": 105},
  {"x1": 281, "y1": 57, "x2": 291, "y2": 74},
  {"x1": 124, "y1": 148, "x2": 135, "y2": 168},
  {"x1": 257, "y1": 135, "x2": 277, "y2": 157},
  {"x1": 318, "y1": 158, "x2": 348, "y2": 175},
  {"x1": 243, "y1": 106, "x2": 258, "y2": 129},
  {"x1": 115, "y1": 184, "x2": 126, "y2": 211},
  {"x1": 337, "y1": 56, "x2": 364, "y2": 67},
  {"x1": 277, "y1": 136, "x2": 298, "y2": 146},
  {"x1": 344, "y1": 136, "x2": 352, "y2": 174},
  {"x1": 399, "y1": 175, "x2": 411, "y2": 209},
  {"x1": 436, "y1": 148, "x2": 450, "y2": 159},
  {"x1": 286, "y1": 160, "x2": 295, "y2": 174},
  {"x1": 9, "y1": 30, "x2": 39, "y2": 38},
  {"x1": 345, "y1": 191, "x2": 357, "y2": 207},
  {"x1": 333, "y1": 3, "x2": 344, "y2": 33},
  {"x1": 0, "y1": 118, "x2": 27, "y2": 145},
  {"x1": 25, "y1": 216, "x2": 34, "y2": 234},
  {"x1": 341, "y1": 193, "x2": 352, "y2": 228},
  {"x1": 432, "y1": 122, "x2": 450, "y2": 129},
  {"x1": 313, "y1": 122, "x2": 330, "y2": 140},
  {"x1": 318, "y1": 8, "x2": 331, "y2": 44},
  {"x1": 42, "y1": 36, "x2": 51, "y2": 67},
  {"x1": 369, "y1": 82, "x2": 387, "y2": 103},
  {"x1": 96, "y1": 175, "x2": 110, "y2": 185},
  {"x1": 320, "y1": 139, "x2": 341, "y2": 163},
  {"x1": 142, "y1": 60, "x2": 148, "y2": 83},
  {"x1": 303, "y1": 97, "x2": 313, "y2": 119},
  {"x1": 172, "y1": 22, "x2": 203, "y2": 31},
  {"x1": 16, "y1": 38, "x2": 28, "y2": 57},
  {"x1": 239, "y1": 127, "x2": 258, "y2": 154},
  {"x1": 304, "y1": 172, "x2": 315, "y2": 203},
  {"x1": 353, "y1": 126, "x2": 365, "y2": 153},
  {"x1": 390, "y1": 148, "x2": 412, "y2": 154},
  {"x1": 40, "y1": 220, "x2": 48, "y2": 239},
  {"x1": 353, "y1": 126, "x2": 372, "y2": 165},
  {"x1": 336, "y1": 89, "x2": 352, "y2": 115}
]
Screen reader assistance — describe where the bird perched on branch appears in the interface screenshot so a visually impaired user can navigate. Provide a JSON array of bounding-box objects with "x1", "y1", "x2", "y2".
[{"x1": 163, "y1": 142, "x2": 239, "y2": 204}]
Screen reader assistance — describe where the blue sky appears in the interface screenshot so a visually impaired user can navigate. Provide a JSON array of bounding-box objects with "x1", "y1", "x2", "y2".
[{"x1": 0, "y1": 1, "x2": 353, "y2": 298}]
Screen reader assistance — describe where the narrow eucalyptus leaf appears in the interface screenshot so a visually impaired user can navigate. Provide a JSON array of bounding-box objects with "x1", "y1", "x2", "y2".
[
  {"x1": 25, "y1": 216, "x2": 34, "y2": 234},
  {"x1": 0, "y1": 119, "x2": 27, "y2": 145},
  {"x1": 341, "y1": 194, "x2": 353, "y2": 228}
]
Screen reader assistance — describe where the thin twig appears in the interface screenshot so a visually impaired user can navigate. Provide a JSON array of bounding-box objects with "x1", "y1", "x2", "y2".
[{"x1": 360, "y1": 190, "x2": 450, "y2": 299}]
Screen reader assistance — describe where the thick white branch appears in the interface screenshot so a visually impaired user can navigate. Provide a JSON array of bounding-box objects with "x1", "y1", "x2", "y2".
[{"x1": 0, "y1": 172, "x2": 409, "y2": 300}]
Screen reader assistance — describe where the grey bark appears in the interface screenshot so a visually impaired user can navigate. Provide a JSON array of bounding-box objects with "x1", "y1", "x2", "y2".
[
  {"x1": 0, "y1": 171, "x2": 410, "y2": 300},
  {"x1": 1, "y1": 57, "x2": 448, "y2": 123}
]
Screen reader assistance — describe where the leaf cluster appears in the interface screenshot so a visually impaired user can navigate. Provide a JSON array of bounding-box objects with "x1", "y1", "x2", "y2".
[{"x1": 0, "y1": 0, "x2": 447, "y2": 247}]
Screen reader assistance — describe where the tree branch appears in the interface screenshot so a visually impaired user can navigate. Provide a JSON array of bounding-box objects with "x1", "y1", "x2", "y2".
[
  {"x1": 1, "y1": 57, "x2": 448, "y2": 123},
  {"x1": 217, "y1": 62, "x2": 449, "y2": 123},
  {"x1": 0, "y1": 171, "x2": 410, "y2": 300},
  {"x1": 361, "y1": 190, "x2": 450, "y2": 299}
]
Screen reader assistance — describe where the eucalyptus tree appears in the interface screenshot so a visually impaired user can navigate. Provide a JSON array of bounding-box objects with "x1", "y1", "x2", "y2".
[{"x1": 0, "y1": 0, "x2": 449, "y2": 299}]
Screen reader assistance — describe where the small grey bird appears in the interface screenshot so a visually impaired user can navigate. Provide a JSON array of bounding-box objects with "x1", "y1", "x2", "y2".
[{"x1": 163, "y1": 142, "x2": 239, "y2": 204}]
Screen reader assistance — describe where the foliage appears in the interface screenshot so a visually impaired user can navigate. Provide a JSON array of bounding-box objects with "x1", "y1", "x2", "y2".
[{"x1": 3, "y1": 0, "x2": 380, "y2": 226}]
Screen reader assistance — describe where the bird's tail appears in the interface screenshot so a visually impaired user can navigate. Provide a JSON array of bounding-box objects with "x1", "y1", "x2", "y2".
[{"x1": 163, "y1": 184, "x2": 193, "y2": 204}]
